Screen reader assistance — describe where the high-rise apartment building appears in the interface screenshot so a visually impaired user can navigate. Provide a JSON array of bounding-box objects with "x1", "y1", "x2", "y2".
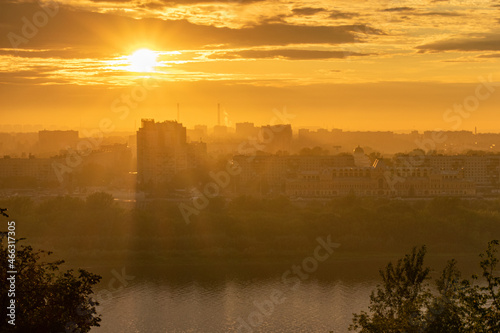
[{"x1": 137, "y1": 119, "x2": 188, "y2": 185}]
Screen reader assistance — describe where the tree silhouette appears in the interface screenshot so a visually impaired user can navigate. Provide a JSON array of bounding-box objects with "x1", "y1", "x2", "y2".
[
  {"x1": 459, "y1": 240, "x2": 500, "y2": 332},
  {"x1": 0, "y1": 239, "x2": 101, "y2": 332},
  {"x1": 350, "y1": 246, "x2": 431, "y2": 333},
  {"x1": 350, "y1": 241, "x2": 500, "y2": 333}
]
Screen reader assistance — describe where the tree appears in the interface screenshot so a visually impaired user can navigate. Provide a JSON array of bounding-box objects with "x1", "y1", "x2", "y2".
[
  {"x1": 350, "y1": 246, "x2": 431, "y2": 333},
  {"x1": 459, "y1": 240, "x2": 500, "y2": 332},
  {"x1": 425, "y1": 259, "x2": 463, "y2": 333},
  {"x1": 368, "y1": 151, "x2": 382, "y2": 164},
  {"x1": 0, "y1": 239, "x2": 101, "y2": 332},
  {"x1": 299, "y1": 146, "x2": 328, "y2": 156},
  {"x1": 350, "y1": 241, "x2": 500, "y2": 333}
]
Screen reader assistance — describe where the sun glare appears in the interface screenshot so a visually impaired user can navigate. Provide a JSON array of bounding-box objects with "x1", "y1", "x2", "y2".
[{"x1": 128, "y1": 48, "x2": 158, "y2": 72}]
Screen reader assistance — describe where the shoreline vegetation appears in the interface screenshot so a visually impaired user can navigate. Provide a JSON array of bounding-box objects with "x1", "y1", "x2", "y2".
[
  {"x1": 350, "y1": 242, "x2": 500, "y2": 332},
  {"x1": 2, "y1": 193, "x2": 499, "y2": 263}
]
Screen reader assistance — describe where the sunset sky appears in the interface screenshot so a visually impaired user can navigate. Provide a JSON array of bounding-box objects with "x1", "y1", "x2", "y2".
[{"x1": 1, "y1": 0, "x2": 499, "y2": 131}]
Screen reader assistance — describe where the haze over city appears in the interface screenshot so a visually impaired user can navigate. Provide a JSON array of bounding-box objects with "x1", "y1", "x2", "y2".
[{"x1": 1, "y1": 0, "x2": 500, "y2": 332}]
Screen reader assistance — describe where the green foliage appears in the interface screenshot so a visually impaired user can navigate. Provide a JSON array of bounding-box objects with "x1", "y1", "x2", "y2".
[
  {"x1": 368, "y1": 151, "x2": 382, "y2": 163},
  {"x1": 350, "y1": 246, "x2": 431, "y2": 333},
  {"x1": 350, "y1": 241, "x2": 500, "y2": 333},
  {"x1": 459, "y1": 240, "x2": 500, "y2": 332},
  {"x1": 425, "y1": 259, "x2": 463, "y2": 333},
  {"x1": 4, "y1": 194, "x2": 500, "y2": 257},
  {"x1": 0, "y1": 241, "x2": 101, "y2": 332}
]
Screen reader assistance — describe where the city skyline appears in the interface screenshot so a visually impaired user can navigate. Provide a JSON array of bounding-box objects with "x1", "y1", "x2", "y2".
[
  {"x1": 2, "y1": 120, "x2": 500, "y2": 200},
  {"x1": 0, "y1": 117, "x2": 499, "y2": 134},
  {"x1": 2, "y1": 1, "x2": 500, "y2": 332},
  {"x1": 3, "y1": 119, "x2": 500, "y2": 159}
]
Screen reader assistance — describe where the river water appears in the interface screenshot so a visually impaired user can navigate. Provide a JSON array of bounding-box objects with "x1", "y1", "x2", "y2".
[
  {"x1": 92, "y1": 276, "x2": 374, "y2": 333},
  {"x1": 86, "y1": 254, "x2": 474, "y2": 333}
]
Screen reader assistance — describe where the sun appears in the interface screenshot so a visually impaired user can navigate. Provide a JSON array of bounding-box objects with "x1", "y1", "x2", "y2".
[{"x1": 128, "y1": 49, "x2": 159, "y2": 72}]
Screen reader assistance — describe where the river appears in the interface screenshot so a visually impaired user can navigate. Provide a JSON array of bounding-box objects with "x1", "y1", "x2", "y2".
[{"x1": 85, "y1": 254, "x2": 478, "y2": 333}]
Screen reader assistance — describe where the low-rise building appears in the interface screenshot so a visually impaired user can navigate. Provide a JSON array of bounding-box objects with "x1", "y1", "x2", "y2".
[{"x1": 286, "y1": 159, "x2": 476, "y2": 198}]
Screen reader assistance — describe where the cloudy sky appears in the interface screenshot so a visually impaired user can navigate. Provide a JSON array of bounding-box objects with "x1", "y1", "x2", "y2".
[{"x1": 1, "y1": 0, "x2": 499, "y2": 131}]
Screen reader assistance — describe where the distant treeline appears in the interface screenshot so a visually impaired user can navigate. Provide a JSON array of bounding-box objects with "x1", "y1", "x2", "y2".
[{"x1": 1, "y1": 194, "x2": 499, "y2": 259}]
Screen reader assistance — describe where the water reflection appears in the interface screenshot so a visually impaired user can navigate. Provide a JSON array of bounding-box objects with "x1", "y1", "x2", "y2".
[
  {"x1": 91, "y1": 265, "x2": 377, "y2": 333},
  {"x1": 89, "y1": 255, "x2": 480, "y2": 333}
]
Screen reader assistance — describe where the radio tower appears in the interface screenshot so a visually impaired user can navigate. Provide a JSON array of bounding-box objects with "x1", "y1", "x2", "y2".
[{"x1": 217, "y1": 103, "x2": 221, "y2": 126}]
